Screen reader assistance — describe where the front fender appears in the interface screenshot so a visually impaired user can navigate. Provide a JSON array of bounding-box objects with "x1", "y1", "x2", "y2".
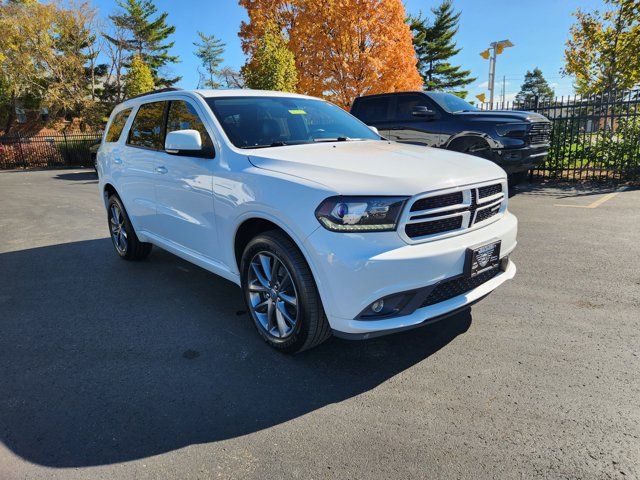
[{"x1": 445, "y1": 131, "x2": 502, "y2": 150}]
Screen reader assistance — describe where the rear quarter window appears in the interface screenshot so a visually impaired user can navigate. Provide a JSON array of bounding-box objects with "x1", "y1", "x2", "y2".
[{"x1": 105, "y1": 108, "x2": 132, "y2": 143}]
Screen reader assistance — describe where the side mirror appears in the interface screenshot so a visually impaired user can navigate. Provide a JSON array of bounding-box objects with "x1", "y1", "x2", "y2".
[
  {"x1": 165, "y1": 129, "x2": 202, "y2": 154},
  {"x1": 368, "y1": 125, "x2": 380, "y2": 135},
  {"x1": 411, "y1": 106, "x2": 436, "y2": 119}
]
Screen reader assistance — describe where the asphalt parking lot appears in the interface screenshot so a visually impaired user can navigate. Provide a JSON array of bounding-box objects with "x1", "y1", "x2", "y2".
[{"x1": 0, "y1": 169, "x2": 638, "y2": 479}]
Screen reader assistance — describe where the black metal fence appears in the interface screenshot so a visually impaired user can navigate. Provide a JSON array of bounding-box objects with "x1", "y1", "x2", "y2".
[
  {"x1": 480, "y1": 89, "x2": 640, "y2": 181},
  {"x1": 0, "y1": 132, "x2": 102, "y2": 169},
  {"x1": 3, "y1": 91, "x2": 640, "y2": 182}
]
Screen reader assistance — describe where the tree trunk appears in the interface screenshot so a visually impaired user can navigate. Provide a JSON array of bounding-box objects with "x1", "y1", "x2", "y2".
[{"x1": 4, "y1": 94, "x2": 16, "y2": 134}]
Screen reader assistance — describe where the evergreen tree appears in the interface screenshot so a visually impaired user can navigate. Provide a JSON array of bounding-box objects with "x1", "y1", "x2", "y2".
[
  {"x1": 123, "y1": 55, "x2": 154, "y2": 98},
  {"x1": 409, "y1": 0, "x2": 475, "y2": 98},
  {"x1": 516, "y1": 68, "x2": 555, "y2": 104},
  {"x1": 105, "y1": 0, "x2": 180, "y2": 87},
  {"x1": 193, "y1": 32, "x2": 226, "y2": 89},
  {"x1": 242, "y1": 22, "x2": 297, "y2": 92}
]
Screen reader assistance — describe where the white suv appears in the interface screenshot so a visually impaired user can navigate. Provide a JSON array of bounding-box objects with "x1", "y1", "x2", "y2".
[{"x1": 97, "y1": 89, "x2": 517, "y2": 353}]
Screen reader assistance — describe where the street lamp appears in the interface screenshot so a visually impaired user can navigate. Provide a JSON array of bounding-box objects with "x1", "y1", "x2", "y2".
[{"x1": 479, "y1": 39, "x2": 514, "y2": 108}]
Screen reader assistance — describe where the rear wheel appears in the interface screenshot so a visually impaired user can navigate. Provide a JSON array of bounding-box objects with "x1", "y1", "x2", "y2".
[
  {"x1": 241, "y1": 230, "x2": 331, "y2": 353},
  {"x1": 107, "y1": 194, "x2": 152, "y2": 261}
]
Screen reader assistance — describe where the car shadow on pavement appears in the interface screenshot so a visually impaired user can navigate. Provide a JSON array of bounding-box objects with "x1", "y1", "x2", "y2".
[
  {"x1": 54, "y1": 171, "x2": 98, "y2": 183},
  {"x1": 0, "y1": 238, "x2": 472, "y2": 468}
]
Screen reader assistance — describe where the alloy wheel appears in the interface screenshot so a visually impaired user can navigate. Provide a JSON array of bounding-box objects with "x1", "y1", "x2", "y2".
[
  {"x1": 247, "y1": 251, "x2": 299, "y2": 338},
  {"x1": 109, "y1": 203, "x2": 128, "y2": 254}
]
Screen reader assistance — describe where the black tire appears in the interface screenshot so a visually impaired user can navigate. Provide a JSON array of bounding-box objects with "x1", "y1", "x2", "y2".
[
  {"x1": 240, "y1": 230, "x2": 331, "y2": 353},
  {"x1": 107, "y1": 194, "x2": 152, "y2": 261},
  {"x1": 448, "y1": 138, "x2": 493, "y2": 160},
  {"x1": 509, "y1": 171, "x2": 529, "y2": 186}
]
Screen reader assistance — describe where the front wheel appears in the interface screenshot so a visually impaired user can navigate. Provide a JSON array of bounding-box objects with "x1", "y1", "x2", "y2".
[
  {"x1": 448, "y1": 138, "x2": 493, "y2": 160},
  {"x1": 240, "y1": 231, "x2": 331, "y2": 353},
  {"x1": 107, "y1": 194, "x2": 152, "y2": 261}
]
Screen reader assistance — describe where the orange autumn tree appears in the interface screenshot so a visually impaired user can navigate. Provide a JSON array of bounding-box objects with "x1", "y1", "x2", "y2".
[{"x1": 239, "y1": 0, "x2": 423, "y2": 108}]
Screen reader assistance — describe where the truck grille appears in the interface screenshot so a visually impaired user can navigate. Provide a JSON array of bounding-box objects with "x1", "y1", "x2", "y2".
[
  {"x1": 527, "y1": 122, "x2": 551, "y2": 145},
  {"x1": 402, "y1": 181, "x2": 507, "y2": 242}
]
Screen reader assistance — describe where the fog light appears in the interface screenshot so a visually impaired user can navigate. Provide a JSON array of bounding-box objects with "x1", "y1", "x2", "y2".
[
  {"x1": 371, "y1": 300, "x2": 384, "y2": 313},
  {"x1": 358, "y1": 292, "x2": 416, "y2": 320}
]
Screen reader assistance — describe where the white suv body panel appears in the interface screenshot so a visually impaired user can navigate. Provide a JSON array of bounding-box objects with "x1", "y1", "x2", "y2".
[
  {"x1": 304, "y1": 212, "x2": 517, "y2": 333},
  {"x1": 98, "y1": 89, "x2": 517, "y2": 337}
]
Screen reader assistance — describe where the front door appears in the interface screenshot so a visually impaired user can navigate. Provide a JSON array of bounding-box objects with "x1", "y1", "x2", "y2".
[
  {"x1": 386, "y1": 93, "x2": 445, "y2": 147},
  {"x1": 153, "y1": 99, "x2": 219, "y2": 261}
]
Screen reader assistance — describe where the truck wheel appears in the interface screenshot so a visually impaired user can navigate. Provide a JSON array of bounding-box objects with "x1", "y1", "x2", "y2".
[
  {"x1": 509, "y1": 171, "x2": 529, "y2": 185},
  {"x1": 240, "y1": 230, "x2": 331, "y2": 353},
  {"x1": 448, "y1": 138, "x2": 492, "y2": 160},
  {"x1": 107, "y1": 194, "x2": 152, "y2": 261}
]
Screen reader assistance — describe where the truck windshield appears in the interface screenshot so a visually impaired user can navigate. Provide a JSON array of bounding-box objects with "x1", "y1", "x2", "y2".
[
  {"x1": 205, "y1": 96, "x2": 380, "y2": 149},
  {"x1": 427, "y1": 92, "x2": 478, "y2": 113}
]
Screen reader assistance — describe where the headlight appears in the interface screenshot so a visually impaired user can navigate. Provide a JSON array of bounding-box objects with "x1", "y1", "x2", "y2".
[
  {"x1": 495, "y1": 123, "x2": 528, "y2": 138},
  {"x1": 315, "y1": 196, "x2": 408, "y2": 232}
]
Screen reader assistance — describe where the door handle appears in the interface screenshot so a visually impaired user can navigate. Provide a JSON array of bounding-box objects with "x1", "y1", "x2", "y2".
[
  {"x1": 113, "y1": 157, "x2": 122, "y2": 164},
  {"x1": 155, "y1": 166, "x2": 168, "y2": 174}
]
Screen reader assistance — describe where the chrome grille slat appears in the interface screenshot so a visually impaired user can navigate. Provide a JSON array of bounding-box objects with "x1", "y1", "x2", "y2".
[
  {"x1": 406, "y1": 210, "x2": 469, "y2": 224},
  {"x1": 401, "y1": 181, "x2": 507, "y2": 242},
  {"x1": 527, "y1": 122, "x2": 551, "y2": 144}
]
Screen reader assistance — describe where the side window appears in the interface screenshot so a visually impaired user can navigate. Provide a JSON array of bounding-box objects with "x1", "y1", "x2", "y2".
[
  {"x1": 127, "y1": 102, "x2": 166, "y2": 149},
  {"x1": 166, "y1": 100, "x2": 214, "y2": 156},
  {"x1": 353, "y1": 96, "x2": 391, "y2": 123},
  {"x1": 393, "y1": 94, "x2": 435, "y2": 121},
  {"x1": 105, "y1": 108, "x2": 132, "y2": 143}
]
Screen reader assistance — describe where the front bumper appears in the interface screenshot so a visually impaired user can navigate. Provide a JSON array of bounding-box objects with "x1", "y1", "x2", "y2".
[
  {"x1": 303, "y1": 211, "x2": 518, "y2": 336},
  {"x1": 494, "y1": 144, "x2": 549, "y2": 174}
]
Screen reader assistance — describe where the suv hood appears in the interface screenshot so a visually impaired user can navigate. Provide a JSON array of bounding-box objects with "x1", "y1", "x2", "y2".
[
  {"x1": 247, "y1": 140, "x2": 506, "y2": 196},
  {"x1": 455, "y1": 110, "x2": 549, "y2": 123}
]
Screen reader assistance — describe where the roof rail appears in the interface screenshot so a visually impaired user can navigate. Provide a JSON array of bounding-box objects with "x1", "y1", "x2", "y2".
[{"x1": 126, "y1": 87, "x2": 183, "y2": 100}]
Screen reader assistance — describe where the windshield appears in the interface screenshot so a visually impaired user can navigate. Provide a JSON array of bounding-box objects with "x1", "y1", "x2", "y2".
[
  {"x1": 205, "y1": 96, "x2": 380, "y2": 149},
  {"x1": 427, "y1": 92, "x2": 478, "y2": 113}
]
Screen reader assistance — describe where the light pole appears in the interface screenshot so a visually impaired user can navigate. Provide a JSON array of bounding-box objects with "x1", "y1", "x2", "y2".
[{"x1": 480, "y1": 40, "x2": 514, "y2": 109}]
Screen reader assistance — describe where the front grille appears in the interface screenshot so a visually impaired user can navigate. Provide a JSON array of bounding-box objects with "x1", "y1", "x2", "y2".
[
  {"x1": 410, "y1": 191, "x2": 463, "y2": 212},
  {"x1": 478, "y1": 183, "x2": 502, "y2": 199},
  {"x1": 405, "y1": 216, "x2": 463, "y2": 237},
  {"x1": 403, "y1": 182, "x2": 505, "y2": 241},
  {"x1": 420, "y1": 268, "x2": 500, "y2": 308},
  {"x1": 528, "y1": 122, "x2": 551, "y2": 144},
  {"x1": 475, "y1": 204, "x2": 501, "y2": 223}
]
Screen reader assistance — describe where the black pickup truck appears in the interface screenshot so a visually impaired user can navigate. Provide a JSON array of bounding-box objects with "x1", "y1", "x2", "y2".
[{"x1": 351, "y1": 91, "x2": 551, "y2": 181}]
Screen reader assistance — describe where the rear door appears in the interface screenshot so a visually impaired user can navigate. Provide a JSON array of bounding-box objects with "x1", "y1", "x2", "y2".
[
  {"x1": 120, "y1": 101, "x2": 167, "y2": 232},
  {"x1": 385, "y1": 93, "x2": 445, "y2": 147},
  {"x1": 153, "y1": 98, "x2": 219, "y2": 260},
  {"x1": 350, "y1": 95, "x2": 394, "y2": 136}
]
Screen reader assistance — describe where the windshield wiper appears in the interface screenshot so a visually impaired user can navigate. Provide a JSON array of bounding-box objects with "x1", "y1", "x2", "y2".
[
  {"x1": 313, "y1": 137, "x2": 364, "y2": 143},
  {"x1": 239, "y1": 140, "x2": 310, "y2": 149}
]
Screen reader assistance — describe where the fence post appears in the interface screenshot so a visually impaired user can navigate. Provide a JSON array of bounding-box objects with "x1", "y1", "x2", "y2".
[
  {"x1": 17, "y1": 134, "x2": 26, "y2": 167},
  {"x1": 62, "y1": 131, "x2": 70, "y2": 165}
]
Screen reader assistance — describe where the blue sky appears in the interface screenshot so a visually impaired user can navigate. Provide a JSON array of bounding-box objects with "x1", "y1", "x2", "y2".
[{"x1": 91, "y1": 0, "x2": 605, "y2": 100}]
